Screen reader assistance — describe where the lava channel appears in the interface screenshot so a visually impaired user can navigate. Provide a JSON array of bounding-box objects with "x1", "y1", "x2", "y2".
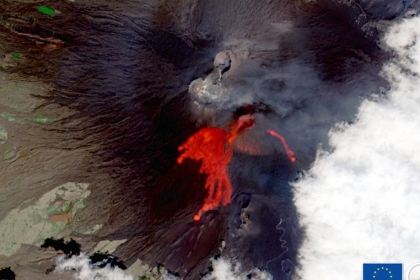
[
  {"x1": 177, "y1": 115, "x2": 254, "y2": 221},
  {"x1": 266, "y1": 129, "x2": 296, "y2": 163}
]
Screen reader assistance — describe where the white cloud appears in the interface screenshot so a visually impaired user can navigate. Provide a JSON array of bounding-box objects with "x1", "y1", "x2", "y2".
[
  {"x1": 54, "y1": 254, "x2": 272, "y2": 280},
  {"x1": 203, "y1": 257, "x2": 272, "y2": 280},
  {"x1": 54, "y1": 254, "x2": 134, "y2": 280},
  {"x1": 54, "y1": 254, "x2": 183, "y2": 280},
  {"x1": 292, "y1": 15, "x2": 420, "y2": 279},
  {"x1": 54, "y1": 253, "x2": 272, "y2": 280}
]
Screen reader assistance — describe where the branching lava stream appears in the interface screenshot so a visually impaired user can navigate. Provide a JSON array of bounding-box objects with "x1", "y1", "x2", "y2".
[{"x1": 178, "y1": 116, "x2": 295, "y2": 220}]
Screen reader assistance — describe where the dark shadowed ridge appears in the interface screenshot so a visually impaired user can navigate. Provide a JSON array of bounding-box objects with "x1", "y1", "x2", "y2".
[
  {"x1": 41, "y1": 238, "x2": 81, "y2": 257},
  {"x1": 1, "y1": 0, "x2": 418, "y2": 279},
  {"x1": 0, "y1": 267, "x2": 15, "y2": 280}
]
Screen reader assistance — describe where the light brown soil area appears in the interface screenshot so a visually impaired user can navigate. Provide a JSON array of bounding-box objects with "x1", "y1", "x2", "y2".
[{"x1": 0, "y1": 70, "x2": 118, "y2": 278}]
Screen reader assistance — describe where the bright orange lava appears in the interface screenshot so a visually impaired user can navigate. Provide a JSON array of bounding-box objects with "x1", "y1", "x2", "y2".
[
  {"x1": 266, "y1": 129, "x2": 296, "y2": 163},
  {"x1": 177, "y1": 115, "x2": 254, "y2": 221}
]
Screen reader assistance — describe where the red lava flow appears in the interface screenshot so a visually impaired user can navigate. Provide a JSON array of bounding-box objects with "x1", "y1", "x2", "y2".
[
  {"x1": 266, "y1": 129, "x2": 296, "y2": 163},
  {"x1": 177, "y1": 116, "x2": 295, "y2": 221},
  {"x1": 177, "y1": 115, "x2": 254, "y2": 221}
]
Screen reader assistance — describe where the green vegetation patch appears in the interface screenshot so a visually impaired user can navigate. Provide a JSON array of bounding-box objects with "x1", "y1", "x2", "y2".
[
  {"x1": 1, "y1": 114, "x2": 16, "y2": 122},
  {"x1": 30, "y1": 115, "x2": 52, "y2": 124},
  {"x1": 81, "y1": 224, "x2": 103, "y2": 235},
  {"x1": 11, "y1": 53, "x2": 21, "y2": 59},
  {"x1": 0, "y1": 127, "x2": 7, "y2": 144},
  {"x1": 37, "y1": 6, "x2": 55, "y2": 16},
  {"x1": 46, "y1": 201, "x2": 72, "y2": 216},
  {"x1": 4, "y1": 147, "x2": 17, "y2": 160}
]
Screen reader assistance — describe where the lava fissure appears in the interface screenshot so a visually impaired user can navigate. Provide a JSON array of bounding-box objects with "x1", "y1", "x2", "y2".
[
  {"x1": 177, "y1": 117, "x2": 295, "y2": 221},
  {"x1": 266, "y1": 129, "x2": 296, "y2": 163},
  {"x1": 177, "y1": 115, "x2": 254, "y2": 221}
]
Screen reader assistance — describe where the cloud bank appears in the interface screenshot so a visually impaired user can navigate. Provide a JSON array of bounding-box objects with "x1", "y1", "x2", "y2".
[
  {"x1": 292, "y1": 14, "x2": 420, "y2": 279},
  {"x1": 54, "y1": 254, "x2": 134, "y2": 280},
  {"x1": 54, "y1": 254, "x2": 272, "y2": 280},
  {"x1": 203, "y1": 257, "x2": 273, "y2": 280}
]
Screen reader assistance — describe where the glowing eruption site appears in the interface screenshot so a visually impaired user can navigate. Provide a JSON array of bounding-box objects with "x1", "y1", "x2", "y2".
[
  {"x1": 267, "y1": 129, "x2": 296, "y2": 163},
  {"x1": 178, "y1": 116, "x2": 295, "y2": 220}
]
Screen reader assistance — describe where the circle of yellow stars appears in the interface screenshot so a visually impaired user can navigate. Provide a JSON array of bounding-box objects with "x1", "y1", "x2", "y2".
[{"x1": 372, "y1": 266, "x2": 393, "y2": 279}]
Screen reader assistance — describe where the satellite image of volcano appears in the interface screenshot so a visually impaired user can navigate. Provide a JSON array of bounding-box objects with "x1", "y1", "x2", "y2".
[{"x1": 1, "y1": 0, "x2": 420, "y2": 279}]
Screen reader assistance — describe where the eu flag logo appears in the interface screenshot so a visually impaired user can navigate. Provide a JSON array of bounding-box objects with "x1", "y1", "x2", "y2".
[{"x1": 363, "y1": 263, "x2": 402, "y2": 280}]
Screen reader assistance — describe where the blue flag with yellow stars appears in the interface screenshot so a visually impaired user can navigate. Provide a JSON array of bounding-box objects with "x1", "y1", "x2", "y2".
[{"x1": 363, "y1": 263, "x2": 402, "y2": 280}]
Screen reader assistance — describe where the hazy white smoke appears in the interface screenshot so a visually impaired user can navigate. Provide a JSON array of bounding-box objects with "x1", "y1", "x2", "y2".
[{"x1": 292, "y1": 15, "x2": 420, "y2": 279}]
